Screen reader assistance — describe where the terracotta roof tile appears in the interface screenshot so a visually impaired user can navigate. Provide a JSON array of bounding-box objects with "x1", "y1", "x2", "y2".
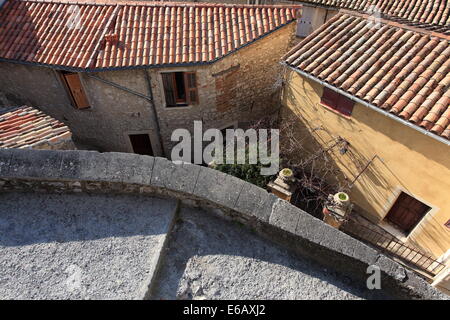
[
  {"x1": 0, "y1": 0, "x2": 300, "y2": 70},
  {"x1": 284, "y1": 13, "x2": 450, "y2": 141},
  {"x1": 295, "y1": 0, "x2": 450, "y2": 34},
  {"x1": 0, "y1": 106, "x2": 72, "y2": 148}
]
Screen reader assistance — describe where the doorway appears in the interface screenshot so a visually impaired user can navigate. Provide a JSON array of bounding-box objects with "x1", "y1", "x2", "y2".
[
  {"x1": 385, "y1": 192, "x2": 430, "y2": 234},
  {"x1": 129, "y1": 134, "x2": 154, "y2": 156}
]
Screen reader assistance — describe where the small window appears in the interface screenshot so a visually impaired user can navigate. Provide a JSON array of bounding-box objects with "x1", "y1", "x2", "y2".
[
  {"x1": 59, "y1": 71, "x2": 90, "y2": 109},
  {"x1": 161, "y1": 72, "x2": 198, "y2": 107},
  {"x1": 385, "y1": 192, "x2": 431, "y2": 234},
  {"x1": 320, "y1": 87, "x2": 354, "y2": 116}
]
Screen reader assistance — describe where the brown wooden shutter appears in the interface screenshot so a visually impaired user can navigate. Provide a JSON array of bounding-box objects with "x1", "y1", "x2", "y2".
[
  {"x1": 63, "y1": 73, "x2": 90, "y2": 109},
  {"x1": 161, "y1": 73, "x2": 176, "y2": 107},
  {"x1": 185, "y1": 72, "x2": 198, "y2": 104},
  {"x1": 320, "y1": 87, "x2": 338, "y2": 109},
  {"x1": 321, "y1": 87, "x2": 354, "y2": 116},
  {"x1": 337, "y1": 94, "x2": 354, "y2": 116}
]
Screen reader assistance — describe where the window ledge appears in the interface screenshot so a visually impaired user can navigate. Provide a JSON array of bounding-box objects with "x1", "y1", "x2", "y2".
[
  {"x1": 74, "y1": 106, "x2": 91, "y2": 111},
  {"x1": 165, "y1": 104, "x2": 194, "y2": 110},
  {"x1": 318, "y1": 103, "x2": 352, "y2": 119}
]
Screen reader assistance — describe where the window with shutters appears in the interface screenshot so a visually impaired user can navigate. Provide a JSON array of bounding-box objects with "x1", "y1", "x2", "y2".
[
  {"x1": 320, "y1": 87, "x2": 354, "y2": 117},
  {"x1": 385, "y1": 192, "x2": 431, "y2": 234},
  {"x1": 161, "y1": 72, "x2": 198, "y2": 107},
  {"x1": 59, "y1": 71, "x2": 90, "y2": 109}
]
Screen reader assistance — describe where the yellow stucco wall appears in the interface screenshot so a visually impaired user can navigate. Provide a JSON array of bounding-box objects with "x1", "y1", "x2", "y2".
[{"x1": 281, "y1": 69, "x2": 450, "y2": 258}]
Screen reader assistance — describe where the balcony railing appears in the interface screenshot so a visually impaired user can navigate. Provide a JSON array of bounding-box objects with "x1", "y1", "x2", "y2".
[{"x1": 341, "y1": 218, "x2": 446, "y2": 277}]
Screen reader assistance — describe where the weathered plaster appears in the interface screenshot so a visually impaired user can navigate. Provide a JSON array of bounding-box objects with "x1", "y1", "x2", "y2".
[{"x1": 281, "y1": 70, "x2": 450, "y2": 258}]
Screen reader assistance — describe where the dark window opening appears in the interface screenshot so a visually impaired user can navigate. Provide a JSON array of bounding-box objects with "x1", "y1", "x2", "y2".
[
  {"x1": 129, "y1": 134, "x2": 154, "y2": 156},
  {"x1": 162, "y1": 72, "x2": 198, "y2": 107},
  {"x1": 320, "y1": 87, "x2": 354, "y2": 116},
  {"x1": 59, "y1": 71, "x2": 90, "y2": 110},
  {"x1": 385, "y1": 192, "x2": 431, "y2": 234},
  {"x1": 174, "y1": 72, "x2": 186, "y2": 102}
]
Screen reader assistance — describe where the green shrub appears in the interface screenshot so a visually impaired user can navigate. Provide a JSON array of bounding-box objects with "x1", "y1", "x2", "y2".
[{"x1": 214, "y1": 161, "x2": 275, "y2": 189}]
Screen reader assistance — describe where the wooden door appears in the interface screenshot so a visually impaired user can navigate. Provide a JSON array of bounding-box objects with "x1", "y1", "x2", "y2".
[
  {"x1": 129, "y1": 134, "x2": 154, "y2": 156},
  {"x1": 386, "y1": 192, "x2": 430, "y2": 233}
]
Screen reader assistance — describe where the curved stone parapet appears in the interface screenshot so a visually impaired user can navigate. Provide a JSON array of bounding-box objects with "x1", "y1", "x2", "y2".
[{"x1": 0, "y1": 149, "x2": 445, "y2": 299}]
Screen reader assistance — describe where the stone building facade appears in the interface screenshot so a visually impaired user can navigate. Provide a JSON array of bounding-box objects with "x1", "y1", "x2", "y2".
[
  {"x1": 0, "y1": 0, "x2": 298, "y2": 157},
  {"x1": 150, "y1": 24, "x2": 296, "y2": 153}
]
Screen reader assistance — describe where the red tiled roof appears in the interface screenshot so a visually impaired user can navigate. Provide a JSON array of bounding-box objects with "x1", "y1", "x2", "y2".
[
  {"x1": 284, "y1": 13, "x2": 450, "y2": 141},
  {"x1": 0, "y1": 106, "x2": 71, "y2": 148},
  {"x1": 296, "y1": 0, "x2": 450, "y2": 33},
  {"x1": 0, "y1": 0, "x2": 300, "y2": 70}
]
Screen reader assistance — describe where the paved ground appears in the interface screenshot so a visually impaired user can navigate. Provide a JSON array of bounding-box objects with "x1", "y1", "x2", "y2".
[
  {"x1": 0, "y1": 191, "x2": 392, "y2": 300},
  {"x1": 0, "y1": 192, "x2": 177, "y2": 300},
  {"x1": 152, "y1": 207, "x2": 391, "y2": 300}
]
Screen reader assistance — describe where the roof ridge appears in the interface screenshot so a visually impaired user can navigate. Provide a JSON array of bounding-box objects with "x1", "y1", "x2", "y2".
[
  {"x1": 338, "y1": 9, "x2": 450, "y2": 41},
  {"x1": 291, "y1": 0, "x2": 449, "y2": 31},
  {"x1": 10, "y1": 0, "x2": 302, "y2": 9},
  {"x1": 84, "y1": 4, "x2": 120, "y2": 69}
]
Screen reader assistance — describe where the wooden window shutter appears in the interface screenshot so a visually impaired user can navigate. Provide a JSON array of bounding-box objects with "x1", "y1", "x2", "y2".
[
  {"x1": 337, "y1": 94, "x2": 354, "y2": 116},
  {"x1": 185, "y1": 72, "x2": 198, "y2": 104},
  {"x1": 63, "y1": 73, "x2": 90, "y2": 109},
  {"x1": 321, "y1": 87, "x2": 354, "y2": 116},
  {"x1": 321, "y1": 87, "x2": 338, "y2": 109},
  {"x1": 162, "y1": 73, "x2": 176, "y2": 107}
]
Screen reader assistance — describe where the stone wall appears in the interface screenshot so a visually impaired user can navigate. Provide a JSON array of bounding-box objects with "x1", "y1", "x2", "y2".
[
  {"x1": 0, "y1": 64, "x2": 161, "y2": 154},
  {"x1": 0, "y1": 148, "x2": 446, "y2": 299},
  {"x1": 33, "y1": 137, "x2": 76, "y2": 151}
]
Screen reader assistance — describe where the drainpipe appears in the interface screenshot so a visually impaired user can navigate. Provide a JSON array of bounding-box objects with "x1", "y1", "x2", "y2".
[
  {"x1": 85, "y1": 72, "x2": 166, "y2": 157},
  {"x1": 143, "y1": 69, "x2": 166, "y2": 157},
  {"x1": 282, "y1": 63, "x2": 450, "y2": 147}
]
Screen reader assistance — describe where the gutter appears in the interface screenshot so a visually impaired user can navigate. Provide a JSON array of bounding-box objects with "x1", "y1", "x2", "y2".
[{"x1": 282, "y1": 63, "x2": 450, "y2": 147}]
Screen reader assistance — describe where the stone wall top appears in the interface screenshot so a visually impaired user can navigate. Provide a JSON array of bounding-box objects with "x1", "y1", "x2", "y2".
[{"x1": 0, "y1": 149, "x2": 446, "y2": 299}]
